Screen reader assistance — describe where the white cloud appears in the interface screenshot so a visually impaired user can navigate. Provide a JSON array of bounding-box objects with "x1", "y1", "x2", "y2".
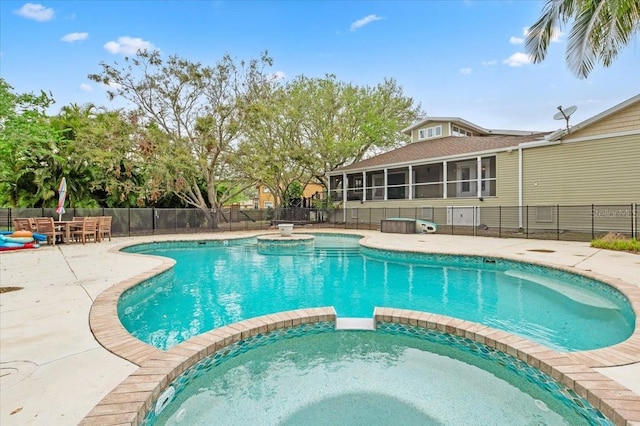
[
  {"x1": 502, "y1": 52, "x2": 532, "y2": 67},
  {"x1": 509, "y1": 36, "x2": 524, "y2": 45},
  {"x1": 104, "y1": 36, "x2": 155, "y2": 55},
  {"x1": 105, "y1": 81, "x2": 122, "y2": 90},
  {"x1": 80, "y1": 83, "x2": 92, "y2": 92},
  {"x1": 482, "y1": 60, "x2": 497, "y2": 66},
  {"x1": 350, "y1": 14, "x2": 382, "y2": 31},
  {"x1": 15, "y1": 3, "x2": 54, "y2": 21},
  {"x1": 459, "y1": 68, "x2": 472, "y2": 75},
  {"x1": 61, "y1": 32, "x2": 88, "y2": 42},
  {"x1": 271, "y1": 71, "x2": 287, "y2": 81}
]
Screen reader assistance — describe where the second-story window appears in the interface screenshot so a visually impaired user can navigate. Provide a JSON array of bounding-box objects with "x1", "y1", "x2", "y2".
[
  {"x1": 452, "y1": 125, "x2": 472, "y2": 137},
  {"x1": 418, "y1": 125, "x2": 442, "y2": 140}
]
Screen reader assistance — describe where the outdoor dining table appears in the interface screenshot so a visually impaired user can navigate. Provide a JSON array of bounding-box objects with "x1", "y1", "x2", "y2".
[{"x1": 53, "y1": 220, "x2": 83, "y2": 243}]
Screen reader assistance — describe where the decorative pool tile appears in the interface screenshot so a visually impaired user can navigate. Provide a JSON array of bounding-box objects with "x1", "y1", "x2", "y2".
[
  {"x1": 123, "y1": 237, "x2": 257, "y2": 254},
  {"x1": 376, "y1": 322, "x2": 613, "y2": 425}
]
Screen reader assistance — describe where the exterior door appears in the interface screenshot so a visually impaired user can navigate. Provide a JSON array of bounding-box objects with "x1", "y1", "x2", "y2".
[
  {"x1": 456, "y1": 161, "x2": 476, "y2": 197},
  {"x1": 372, "y1": 174, "x2": 384, "y2": 200}
]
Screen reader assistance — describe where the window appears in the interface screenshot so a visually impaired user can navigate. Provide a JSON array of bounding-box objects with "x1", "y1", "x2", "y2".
[
  {"x1": 262, "y1": 187, "x2": 270, "y2": 193},
  {"x1": 452, "y1": 125, "x2": 472, "y2": 137},
  {"x1": 387, "y1": 169, "x2": 408, "y2": 199},
  {"x1": 413, "y1": 164, "x2": 443, "y2": 199},
  {"x1": 346, "y1": 173, "x2": 364, "y2": 201},
  {"x1": 369, "y1": 173, "x2": 384, "y2": 200},
  {"x1": 264, "y1": 201, "x2": 273, "y2": 209},
  {"x1": 447, "y1": 160, "x2": 477, "y2": 197},
  {"x1": 329, "y1": 175, "x2": 344, "y2": 201},
  {"x1": 418, "y1": 125, "x2": 442, "y2": 140},
  {"x1": 445, "y1": 157, "x2": 495, "y2": 198},
  {"x1": 480, "y1": 157, "x2": 496, "y2": 197}
]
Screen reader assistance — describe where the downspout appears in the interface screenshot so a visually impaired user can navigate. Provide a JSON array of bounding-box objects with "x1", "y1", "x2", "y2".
[
  {"x1": 476, "y1": 156, "x2": 482, "y2": 198},
  {"x1": 384, "y1": 168, "x2": 388, "y2": 201},
  {"x1": 342, "y1": 172, "x2": 347, "y2": 223},
  {"x1": 443, "y1": 161, "x2": 448, "y2": 199},
  {"x1": 518, "y1": 147, "x2": 523, "y2": 229},
  {"x1": 408, "y1": 165, "x2": 413, "y2": 200}
]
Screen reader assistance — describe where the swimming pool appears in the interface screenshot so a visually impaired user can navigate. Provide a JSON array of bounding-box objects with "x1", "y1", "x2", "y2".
[
  {"x1": 145, "y1": 323, "x2": 611, "y2": 425},
  {"x1": 120, "y1": 234, "x2": 634, "y2": 351}
]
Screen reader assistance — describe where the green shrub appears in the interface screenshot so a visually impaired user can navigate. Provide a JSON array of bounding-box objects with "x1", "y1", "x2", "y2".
[{"x1": 591, "y1": 234, "x2": 639, "y2": 253}]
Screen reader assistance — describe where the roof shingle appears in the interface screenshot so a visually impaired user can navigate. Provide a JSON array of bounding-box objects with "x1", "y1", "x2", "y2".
[{"x1": 334, "y1": 133, "x2": 549, "y2": 173}]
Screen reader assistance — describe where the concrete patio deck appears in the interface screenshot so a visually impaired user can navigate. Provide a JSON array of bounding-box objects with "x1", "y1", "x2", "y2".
[{"x1": 1, "y1": 230, "x2": 638, "y2": 425}]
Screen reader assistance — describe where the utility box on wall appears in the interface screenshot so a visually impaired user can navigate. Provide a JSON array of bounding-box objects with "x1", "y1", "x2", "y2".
[{"x1": 380, "y1": 219, "x2": 416, "y2": 234}]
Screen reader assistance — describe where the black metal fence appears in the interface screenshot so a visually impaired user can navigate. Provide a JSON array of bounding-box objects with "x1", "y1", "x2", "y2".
[
  {"x1": 341, "y1": 204, "x2": 637, "y2": 241},
  {"x1": 1, "y1": 203, "x2": 637, "y2": 242}
]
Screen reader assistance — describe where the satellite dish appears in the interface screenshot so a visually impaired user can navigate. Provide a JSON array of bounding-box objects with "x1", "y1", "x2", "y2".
[{"x1": 553, "y1": 105, "x2": 577, "y2": 132}]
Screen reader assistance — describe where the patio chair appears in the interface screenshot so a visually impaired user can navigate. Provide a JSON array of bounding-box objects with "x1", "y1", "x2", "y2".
[
  {"x1": 34, "y1": 217, "x2": 58, "y2": 246},
  {"x1": 13, "y1": 218, "x2": 35, "y2": 232},
  {"x1": 71, "y1": 217, "x2": 98, "y2": 244},
  {"x1": 97, "y1": 216, "x2": 112, "y2": 242}
]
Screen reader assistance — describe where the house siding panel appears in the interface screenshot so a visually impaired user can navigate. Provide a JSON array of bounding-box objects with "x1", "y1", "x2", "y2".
[
  {"x1": 495, "y1": 151, "x2": 519, "y2": 205},
  {"x1": 568, "y1": 102, "x2": 640, "y2": 139},
  {"x1": 522, "y1": 134, "x2": 640, "y2": 205}
]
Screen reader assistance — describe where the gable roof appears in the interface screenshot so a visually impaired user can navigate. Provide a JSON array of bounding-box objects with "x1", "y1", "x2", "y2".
[
  {"x1": 333, "y1": 133, "x2": 548, "y2": 173},
  {"x1": 401, "y1": 117, "x2": 540, "y2": 136},
  {"x1": 546, "y1": 94, "x2": 640, "y2": 141},
  {"x1": 402, "y1": 117, "x2": 489, "y2": 135}
]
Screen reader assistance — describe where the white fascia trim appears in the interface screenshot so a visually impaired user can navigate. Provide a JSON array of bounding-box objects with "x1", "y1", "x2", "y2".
[
  {"x1": 559, "y1": 129, "x2": 640, "y2": 144},
  {"x1": 519, "y1": 140, "x2": 562, "y2": 149},
  {"x1": 519, "y1": 129, "x2": 638, "y2": 149},
  {"x1": 327, "y1": 147, "x2": 517, "y2": 176}
]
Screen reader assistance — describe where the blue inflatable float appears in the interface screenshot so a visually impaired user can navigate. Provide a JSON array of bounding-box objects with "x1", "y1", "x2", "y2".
[{"x1": 0, "y1": 231, "x2": 45, "y2": 251}]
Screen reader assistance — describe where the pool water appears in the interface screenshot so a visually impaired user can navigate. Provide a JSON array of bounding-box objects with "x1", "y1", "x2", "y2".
[
  {"x1": 120, "y1": 234, "x2": 634, "y2": 351},
  {"x1": 150, "y1": 329, "x2": 609, "y2": 425}
]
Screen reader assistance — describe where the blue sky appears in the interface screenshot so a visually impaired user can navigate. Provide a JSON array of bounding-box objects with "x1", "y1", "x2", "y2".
[{"x1": 1, "y1": 1, "x2": 638, "y2": 131}]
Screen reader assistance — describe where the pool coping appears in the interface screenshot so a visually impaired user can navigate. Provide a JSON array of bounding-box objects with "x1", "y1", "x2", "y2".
[
  {"x1": 83, "y1": 232, "x2": 640, "y2": 425},
  {"x1": 82, "y1": 307, "x2": 640, "y2": 426}
]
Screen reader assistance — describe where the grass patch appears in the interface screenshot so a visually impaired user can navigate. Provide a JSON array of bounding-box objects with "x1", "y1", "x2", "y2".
[{"x1": 591, "y1": 233, "x2": 639, "y2": 253}]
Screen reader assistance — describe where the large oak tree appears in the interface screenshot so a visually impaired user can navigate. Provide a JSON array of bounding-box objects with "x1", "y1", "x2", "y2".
[{"x1": 89, "y1": 50, "x2": 273, "y2": 227}]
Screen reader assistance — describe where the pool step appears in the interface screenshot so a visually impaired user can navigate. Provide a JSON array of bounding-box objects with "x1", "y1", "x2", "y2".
[
  {"x1": 313, "y1": 248, "x2": 361, "y2": 257},
  {"x1": 335, "y1": 317, "x2": 376, "y2": 330}
]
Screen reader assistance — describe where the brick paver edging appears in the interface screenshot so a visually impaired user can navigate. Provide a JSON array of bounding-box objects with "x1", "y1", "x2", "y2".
[{"x1": 81, "y1": 307, "x2": 337, "y2": 425}]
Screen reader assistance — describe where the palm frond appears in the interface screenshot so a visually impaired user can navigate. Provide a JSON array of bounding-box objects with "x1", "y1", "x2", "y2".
[
  {"x1": 528, "y1": 0, "x2": 640, "y2": 78},
  {"x1": 526, "y1": 0, "x2": 578, "y2": 63},
  {"x1": 566, "y1": 0, "x2": 605, "y2": 78}
]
